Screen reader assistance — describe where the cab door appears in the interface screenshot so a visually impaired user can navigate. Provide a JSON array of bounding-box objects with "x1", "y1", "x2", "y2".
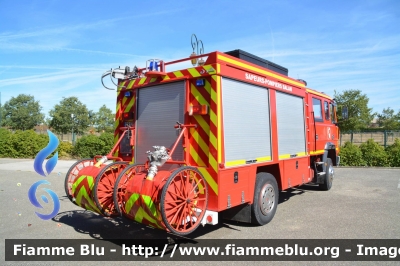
[{"x1": 310, "y1": 96, "x2": 338, "y2": 154}]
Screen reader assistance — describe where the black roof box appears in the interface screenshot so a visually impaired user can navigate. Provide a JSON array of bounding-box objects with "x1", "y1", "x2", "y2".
[{"x1": 224, "y1": 49, "x2": 288, "y2": 76}]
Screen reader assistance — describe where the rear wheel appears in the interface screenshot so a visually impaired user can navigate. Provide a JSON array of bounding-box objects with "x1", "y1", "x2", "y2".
[
  {"x1": 93, "y1": 162, "x2": 128, "y2": 216},
  {"x1": 251, "y1": 172, "x2": 279, "y2": 225},
  {"x1": 319, "y1": 158, "x2": 333, "y2": 191},
  {"x1": 160, "y1": 166, "x2": 208, "y2": 235},
  {"x1": 64, "y1": 158, "x2": 94, "y2": 205}
]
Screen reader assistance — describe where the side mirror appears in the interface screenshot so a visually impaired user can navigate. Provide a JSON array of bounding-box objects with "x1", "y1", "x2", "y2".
[{"x1": 342, "y1": 106, "x2": 348, "y2": 120}]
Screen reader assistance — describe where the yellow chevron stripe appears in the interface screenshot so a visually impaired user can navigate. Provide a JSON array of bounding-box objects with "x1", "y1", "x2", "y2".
[
  {"x1": 138, "y1": 77, "x2": 146, "y2": 85},
  {"x1": 208, "y1": 79, "x2": 218, "y2": 149},
  {"x1": 125, "y1": 97, "x2": 135, "y2": 113},
  {"x1": 141, "y1": 194, "x2": 158, "y2": 218},
  {"x1": 150, "y1": 77, "x2": 157, "y2": 83},
  {"x1": 204, "y1": 79, "x2": 212, "y2": 94},
  {"x1": 189, "y1": 145, "x2": 206, "y2": 167},
  {"x1": 193, "y1": 115, "x2": 210, "y2": 136},
  {"x1": 114, "y1": 119, "x2": 119, "y2": 132},
  {"x1": 122, "y1": 96, "x2": 128, "y2": 107},
  {"x1": 191, "y1": 78, "x2": 218, "y2": 161},
  {"x1": 116, "y1": 97, "x2": 121, "y2": 118},
  {"x1": 198, "y1": 168, "x2": 218, "y2": 196},
  {"x1": 191, "y1": 85, "x2": 208, "y2": 105},
  {"x1": 209, "y1": 109, "x2": 217, "y2": 127},
  {"x1": 76, "y1": 187, "x2": 99, "y2": 213},
  {"x1": 135, "y1": 206, "x2": 163, "y2": 229},
  {"x1": 162, "y1": 75, "x2": 170, "y2": 81},
  {"x1": 188, "y1": 68, "x2": 200, "y2": 77},
  {"x1": 72, "y1": 175, "x2": 100, "y2": 213},
  {"x1": 127, "y1": 80, "x2": 135, "y2": 89},
  {"x1": 209, "y1": 130, "x2": 217, "y2": 150},
  {"x1": 214, "y1": 75, "x2": 222, "y2": 164},
  {"x1": 125, "y1": 193, "x2": 139, "y2": 213},
  {"x1": 210, "y1": 88, "x2": 217, "y2": 106},
  {"x1": 209, "y1": 155, "x2": 218, "y2": 173},
  {"x1": 218, "y1": 54, "x2": 304, "y2": 87},
  {"x1": 203, "y1": 65, "x2": 217, "y2": 74},
  {"x1": 125, "y1": 194, "x2": 162, "y2": 228},
  {"x1": 174, "y1": 71, "x2": 183, "y2": 78},
  {"x1": 191, "y1": 129, "x2": 209, "y2": 160}
]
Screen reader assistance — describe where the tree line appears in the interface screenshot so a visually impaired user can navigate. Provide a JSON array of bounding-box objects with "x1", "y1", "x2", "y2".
[
  {"x1": 335, "y1": 90, "x2": 400, "y2": 132},
  {"x1": 0, "y1": 89, "x2": 399, "y2": 135},
  {"x1": 0, "y1": 94, "x2": 114, "y2": 134}
]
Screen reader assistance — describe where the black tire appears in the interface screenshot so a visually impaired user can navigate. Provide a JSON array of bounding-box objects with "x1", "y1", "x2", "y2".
[
  {"x1": 64, "y1": 158, "x2": 94, "y2": 205},
  {"x1": 113, "y1": 164, "x2": 146, "y2": 216},
  {"x1": 251, "y1": 172, "x2": 279, "y2": 225},
  {"x1": 319, "y1": 158, "x2": 333, "y2": 191}
]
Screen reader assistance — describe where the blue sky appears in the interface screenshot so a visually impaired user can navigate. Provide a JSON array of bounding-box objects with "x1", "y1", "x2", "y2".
[{"x1": 0, "y1": 0, "x2": 399, "y2": 118}]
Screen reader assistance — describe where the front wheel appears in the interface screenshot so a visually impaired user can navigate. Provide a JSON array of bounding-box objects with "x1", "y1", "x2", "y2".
[
  {"x1": 251, "y1": 172, "x2": 279, "y2": 225},
  {"x1": 319, "y1": 158, "x2": 333, "y2": 191}
]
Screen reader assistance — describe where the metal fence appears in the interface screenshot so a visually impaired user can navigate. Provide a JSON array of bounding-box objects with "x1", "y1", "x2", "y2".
[
  {"x1": 35, "y1": 131, "x2": 83, "y2": 144},
  {"x1": 340, "y1": 130, "x2": 400, "y2": 148},
  {"x1": 35, "y1": 127, "x2": 103, "y2": 144},
  {"x1": 40, "y1": 130, "x2": 399, "y2": 147}
]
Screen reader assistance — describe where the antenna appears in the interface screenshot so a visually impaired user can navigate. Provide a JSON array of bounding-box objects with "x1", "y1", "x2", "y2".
[{"x1": 267, "y1": 17, "x2": 275, "y2": 61}]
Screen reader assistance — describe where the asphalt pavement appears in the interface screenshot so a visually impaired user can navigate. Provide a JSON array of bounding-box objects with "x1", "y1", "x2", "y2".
[
  {"x1": 0, "y1": 159, "x2": 399, "y2": 266},
  {"x1": 0, "y1": 158, "x2": 77, "y2": 174}
]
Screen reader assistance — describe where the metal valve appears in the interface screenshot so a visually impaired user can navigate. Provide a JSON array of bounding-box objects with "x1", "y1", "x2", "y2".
[{"x1": 146, "y1": 146, "x2": 170, "y2": 180}]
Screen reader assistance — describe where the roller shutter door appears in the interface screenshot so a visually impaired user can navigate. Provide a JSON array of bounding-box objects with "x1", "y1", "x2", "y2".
[
  {"x1": 135, "y1": 81, "x2": 185, "y2": 164},
  {"x1": 276, "y1": 91, "x2": 306, "y2": 158},
  {"x1": 222, "y1": 78, "x2": 271, "y2": 167}
]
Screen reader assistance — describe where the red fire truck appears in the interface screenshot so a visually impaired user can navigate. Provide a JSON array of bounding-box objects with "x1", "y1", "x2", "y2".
[{"x1": 65, "y1": 39, "x2": 339, "y2": 236}]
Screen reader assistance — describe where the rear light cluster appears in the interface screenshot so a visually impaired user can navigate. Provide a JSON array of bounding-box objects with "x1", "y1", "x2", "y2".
[{"x1": 188, "y1": 105, "x2": 209, "y2": 116}]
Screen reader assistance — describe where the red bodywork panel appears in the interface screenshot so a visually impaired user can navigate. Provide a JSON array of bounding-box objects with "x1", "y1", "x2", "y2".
[{"x1": 113, "y1": 51, "x2": 339, "y2": 212}]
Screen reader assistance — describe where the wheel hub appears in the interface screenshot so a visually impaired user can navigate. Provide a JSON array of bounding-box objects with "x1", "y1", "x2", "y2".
[
  {"x1": 260, "y1": 184, "x2": 275, "y2": 215},
  {"x1": 328, "y1": 165, "x2": 334, "y2": 184}
]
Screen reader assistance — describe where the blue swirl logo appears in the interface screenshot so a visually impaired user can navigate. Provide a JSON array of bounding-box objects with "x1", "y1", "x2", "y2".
[
  {"x1": 34, "y1": 130, "x2": 59, "y2": 176},
  {"x1": 30, "y1": 130, "x2": 60, "y2": 220},
  {"x1": 28, "y1": 180, "x2": 61, "y2": 220}
]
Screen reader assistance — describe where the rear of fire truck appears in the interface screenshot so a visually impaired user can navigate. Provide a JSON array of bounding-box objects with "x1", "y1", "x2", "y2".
[
  {"x1": 109, "y1": 55, "x2": 220, "y2": 235},
  {"x1": 64, "y1": 36, "x2": 339, "y2": 236}
]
